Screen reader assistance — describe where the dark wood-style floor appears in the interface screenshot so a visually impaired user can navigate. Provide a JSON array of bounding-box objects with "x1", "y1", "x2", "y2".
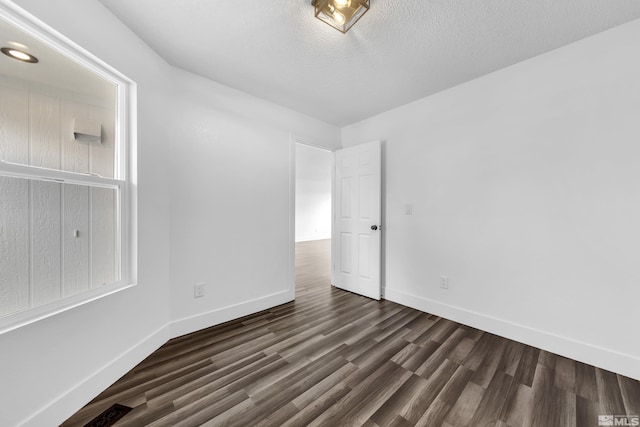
[{"x1": 63, "y1": 239, "x2": 640, "y2": 427}]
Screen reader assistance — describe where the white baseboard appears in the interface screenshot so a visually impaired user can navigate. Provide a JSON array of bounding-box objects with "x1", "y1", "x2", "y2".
[
  {"x1": 20, "y1": 289, "x2": 295, "y2": 427},
  {"x1": 21, "y1": 324, "x2": 171, "y2": 427},
  {"x1": 28, "y1": 286, "x2": 635, "y2": 427},
  {"x1": 170, "y1": 289, "x2": 294, "y2": 339},
  {"x1": 385, "y1": 287, "x2": 640, "y2": 380},
  {"x1": 295, "y1": 236, "x2": 331, "y2": 243}
]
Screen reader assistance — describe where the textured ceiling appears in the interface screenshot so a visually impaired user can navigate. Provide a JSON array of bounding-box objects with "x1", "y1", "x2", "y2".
[{"x1": 97, "y1": 0, "x2": 640, "y2": 126}]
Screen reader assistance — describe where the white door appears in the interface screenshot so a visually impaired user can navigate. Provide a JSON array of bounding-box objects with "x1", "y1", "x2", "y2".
[{"x1": 332, "y1": 140, "x2": 382, "y2": 300}]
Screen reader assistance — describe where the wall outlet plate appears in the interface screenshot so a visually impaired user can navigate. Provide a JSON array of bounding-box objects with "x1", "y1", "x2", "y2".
[
  {"x1": 194, "y1": 283, "x2": 205, "y2": 298},
  {"x1": 440, "y1": 276, "x2": 449, "y2": 289}
]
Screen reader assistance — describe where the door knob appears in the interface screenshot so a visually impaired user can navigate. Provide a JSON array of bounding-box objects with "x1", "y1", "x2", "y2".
[{"x1": 371, "y1": 225, "x2": 379, "y2": 231}]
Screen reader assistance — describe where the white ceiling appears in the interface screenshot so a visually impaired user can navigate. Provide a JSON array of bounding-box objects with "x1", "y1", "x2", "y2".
[{"x1": 98, "y1": 0, "x2": 640, "y2": 126}]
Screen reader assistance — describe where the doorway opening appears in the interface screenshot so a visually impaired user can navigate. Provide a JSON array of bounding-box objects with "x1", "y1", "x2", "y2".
[{"x1": 294, "y1": 143, "x2": 333, "y2": 294}]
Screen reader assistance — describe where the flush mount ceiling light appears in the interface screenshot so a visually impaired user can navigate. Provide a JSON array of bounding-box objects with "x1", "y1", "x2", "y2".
[
  {"x1": 312, "y1": 0, "x2": 370, "y2": 33},
  {"x1": 1, "y1": 47, "x2": 38, "y2": 63}
]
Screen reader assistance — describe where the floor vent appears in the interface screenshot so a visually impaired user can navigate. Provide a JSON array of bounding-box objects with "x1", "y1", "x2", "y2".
[{"x1": 83, "y1": 403, "x2": 132, "y2": 427}]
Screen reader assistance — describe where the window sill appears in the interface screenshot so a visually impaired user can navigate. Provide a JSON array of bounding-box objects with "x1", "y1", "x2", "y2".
[{"x1": 0, "y1": 281, "x2": 136, "y2": 335}]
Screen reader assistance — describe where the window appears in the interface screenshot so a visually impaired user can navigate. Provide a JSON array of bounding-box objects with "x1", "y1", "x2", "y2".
[{"x1": 0, "y1": 3, "x2": 136, "y2": 333}]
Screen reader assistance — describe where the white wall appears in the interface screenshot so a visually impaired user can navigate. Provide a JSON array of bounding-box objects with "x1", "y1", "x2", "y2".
[
  {"x1": 3, "y1": 1, "x2": 637, "y2": 425},
  {"x1": 0, "y1": 1, "x2": 341, "y2": 425},
  {"x1": 342, "y1": 19, "x2": 640, "y2": 380},
  {"x1": 295, "y1": 144, "x2": 332, "y2": 242},
  {"x1": 168, "y1": 68, "x2": 339, "y2": 335},
  {"x1": 0, "y1": 1, "x2": 173, "y2": 426}
]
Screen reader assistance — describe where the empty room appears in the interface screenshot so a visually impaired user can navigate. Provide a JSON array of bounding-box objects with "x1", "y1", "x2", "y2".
[{"x1": 1, "y1": 0, "x2": 639, "y2": 426}]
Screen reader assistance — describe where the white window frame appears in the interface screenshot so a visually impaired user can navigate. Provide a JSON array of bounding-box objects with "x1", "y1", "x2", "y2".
[{"x1": 0, "y1": 1, "x2": 137, "y2": 334}]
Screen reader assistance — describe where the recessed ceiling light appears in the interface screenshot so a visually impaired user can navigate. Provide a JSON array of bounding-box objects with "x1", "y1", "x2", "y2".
[{"x1": 1, "y1": 47, "x2": 38, "y2": 63}]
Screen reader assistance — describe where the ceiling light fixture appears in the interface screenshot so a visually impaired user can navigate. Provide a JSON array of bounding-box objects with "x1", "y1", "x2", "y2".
[
  {"x1": 312, "y1": 0, "x2": 370, "y2": 34},
  {"x1": 1, "y1": 47, "x2": 38, "y2": 63}
]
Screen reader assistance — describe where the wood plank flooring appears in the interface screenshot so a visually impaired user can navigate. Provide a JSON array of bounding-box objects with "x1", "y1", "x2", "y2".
[{"x1": 62, "y1": 239, "x2": 640, "y2": 426}]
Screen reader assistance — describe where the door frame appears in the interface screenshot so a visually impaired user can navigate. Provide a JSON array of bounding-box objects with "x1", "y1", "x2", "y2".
[
  {"x1": 290, "y1": 135, "x2": 384, "y2": 300},
  {"x1": 290, "y1": 137, "x2": 336, "y2": 296}
]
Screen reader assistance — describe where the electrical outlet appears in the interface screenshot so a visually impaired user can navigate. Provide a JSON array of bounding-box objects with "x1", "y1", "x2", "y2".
[
  {"x1": 440, "y1": 276, "x2": 449, "y2": 289},
  {"x1": 405, "y1": 203, "x2": 413, "y2": 215},
  {"x1": 194, "y1": 282, "x2": 205, "y2": 298}
]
